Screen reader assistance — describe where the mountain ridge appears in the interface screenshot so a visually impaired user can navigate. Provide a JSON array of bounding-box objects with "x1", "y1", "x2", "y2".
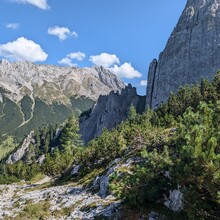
[
  {"x1": 80, "y1": 84, "x2": 146, "y2": 144},
  {"x1": 0, "y1": 59, "x2": 124, "y2": 105},
  {"x1": 0, "y1": 60, "x2": 125, "y2": 141}
]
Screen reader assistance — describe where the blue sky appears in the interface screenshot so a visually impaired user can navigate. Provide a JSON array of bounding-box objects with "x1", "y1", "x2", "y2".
[{"x1": 0, "y1": 0, "x2": 186, "y2": 95}]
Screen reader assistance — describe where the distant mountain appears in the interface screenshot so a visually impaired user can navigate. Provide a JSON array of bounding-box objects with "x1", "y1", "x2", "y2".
[{"x1": 0, "y1": 59, "x2": 124, "y2": 141}]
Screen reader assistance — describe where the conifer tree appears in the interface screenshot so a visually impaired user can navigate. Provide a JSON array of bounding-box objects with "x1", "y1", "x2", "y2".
[{"x1": 60, "y1": 116, "x2": 82, "y2": 155}]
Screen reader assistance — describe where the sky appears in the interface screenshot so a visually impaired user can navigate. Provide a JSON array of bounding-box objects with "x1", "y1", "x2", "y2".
[{"x1": 0, "y1": 0, "x2": 187, "y2": 95}]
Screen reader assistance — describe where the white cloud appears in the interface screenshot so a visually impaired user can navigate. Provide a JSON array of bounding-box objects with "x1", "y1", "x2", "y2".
[
  {"x1": 110, "y1": 62, "x2": 142, "y2": 79},
  {"x1": 6, "y1": 23, "x2": 20, "y2": 30},
  {"x1": 140, "y1": 80, "x2": 147, "y2": 86},
  {"x1": 89, "y1": 53, "x2": 120, "y2": 68},
  {"x1": 58, "y1": 57, "x2": 76, "y2": 67},
  {"x1": 58, "y1": 51, "x2": 86, "y2": 66},
  {"x1": 68, "y1": 52, "x2": 85, "y2": 61},
  {"x1": 89, "y1": 52, "x2": 141, "y2": 79},
  {"x1": 0, "y1": 37, "x2": 48, "y2": 62},
  {"x1": 71, "y1": 32, "x2": 78, "y2": 38},
  {"x1": 10, "y1": 0, "x2": 50, "y2": 10},
  {"x1": 48, "y1": 26, "x2": 78, "y2": 41}
]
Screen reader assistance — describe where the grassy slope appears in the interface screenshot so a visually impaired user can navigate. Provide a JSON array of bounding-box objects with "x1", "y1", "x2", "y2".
[
  {"x1": 0, "y1": 93, "x2": 95, "y2": 143},
  {"x1": 0, "y1": 97, "x2": 23, "y2": 137}
]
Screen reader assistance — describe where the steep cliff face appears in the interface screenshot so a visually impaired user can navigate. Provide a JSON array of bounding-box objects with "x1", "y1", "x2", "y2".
[
  {"x1": 146, "y1": 0, "x2": 220, "y2": 108},
  {"x1": 80, "y1": 84, "x2": 145, "y2": 144},
  {"x1": 0, "y1": 60, "x2": 124, "y2": 141}
]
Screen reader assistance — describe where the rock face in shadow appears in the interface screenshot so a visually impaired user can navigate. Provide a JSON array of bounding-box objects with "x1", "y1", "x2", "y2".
[
  {"x1": 80, "y1": 84, "x2": 145, "y2": 144},
  {"x1": 146, "y1": 0, "x2": 220, "y2": 108}
]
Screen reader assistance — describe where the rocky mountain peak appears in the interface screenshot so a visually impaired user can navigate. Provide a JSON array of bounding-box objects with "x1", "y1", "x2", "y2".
[
  {"x1": 0, "y1": 60, "x2": 125, "y2": 105},
  {"x1": 176, "y1": 0, "x2": 220, "y2": 29},
  {"x1": 80, "y1": 84, "x2": 145, "y2": 144},
  {"x1": 0, "y1": 60, "x2": 125, "y2": 141},
  {"x1": 0, "y1": 59, "x2": 10, "y2": 65},
  {"x1": 146, "y1": 0, "x2": 220, "y2": 108}
]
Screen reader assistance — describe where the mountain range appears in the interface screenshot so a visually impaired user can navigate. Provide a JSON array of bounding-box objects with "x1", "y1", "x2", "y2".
[{"x1": 0, "y1": 59, "x2": 124, "y2": 142}]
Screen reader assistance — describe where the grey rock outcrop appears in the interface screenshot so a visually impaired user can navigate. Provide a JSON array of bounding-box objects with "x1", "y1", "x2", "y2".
[
  {"x1": 148, "y1": 211, "x2": 159, "y2": 220},
  {"x1": 6, "y1": 131, "x2": 35, "y2": 164},
  {"x1": 36, "y1": 154, "x2": 46, "y2": 164},
  {"x1": 71, "y1": 165, "x2": 81, "y2": 176},
  {"x1": 146, "y1": 0, "x2": 220, "y2": 108},
  {"x1": 91, "y1": 157, "x2": 143, "y2": 199},
  {"x1": 80, "y1": 84, "x2": 145, "y2": 144},
  {"x1": 164, "y1": 189, "x2": 183, "y2": 212},
  {"x1": 0, "y1": 183, "x2": 121, "y2": 220}
]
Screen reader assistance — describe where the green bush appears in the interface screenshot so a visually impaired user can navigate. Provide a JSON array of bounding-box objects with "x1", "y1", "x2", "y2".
[{"x1": 172, "y1": 102, "x2": 220, "y2": 219}]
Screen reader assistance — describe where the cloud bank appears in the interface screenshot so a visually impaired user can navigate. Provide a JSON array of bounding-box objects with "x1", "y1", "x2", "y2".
[{"x1": 0, "y1": 37, "x2": 48, "y2": 62}]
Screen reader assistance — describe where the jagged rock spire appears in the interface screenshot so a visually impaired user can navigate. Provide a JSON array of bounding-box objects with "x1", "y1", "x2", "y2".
[
  {"x1": 80, "y1": 84, "x2": 143, "y2": 144},
  {"x1": 146, "y1": 0, "x2": 220, "y2": 108}
]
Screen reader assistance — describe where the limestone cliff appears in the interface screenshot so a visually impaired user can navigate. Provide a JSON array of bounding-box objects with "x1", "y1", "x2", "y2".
[
  {"x1": 146, "y1": 0, "x2": 220, "y2": 108},
  {"x1": 80, "y1": 84, "x2": 145, "y2": 144}
]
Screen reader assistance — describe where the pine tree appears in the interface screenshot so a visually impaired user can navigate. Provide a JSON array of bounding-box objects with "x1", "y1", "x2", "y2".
[
  {"x1": 128, "y1": 105, "x2": 137, "y2": 124},
  {"x1": 60, "y1": 116, "x2": 82, "y2": 155}
]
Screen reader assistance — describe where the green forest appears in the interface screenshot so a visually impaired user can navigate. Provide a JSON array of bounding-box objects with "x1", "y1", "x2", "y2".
[{"x1": 0, "y1": 72, "x2": 220, "y2": 219}]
